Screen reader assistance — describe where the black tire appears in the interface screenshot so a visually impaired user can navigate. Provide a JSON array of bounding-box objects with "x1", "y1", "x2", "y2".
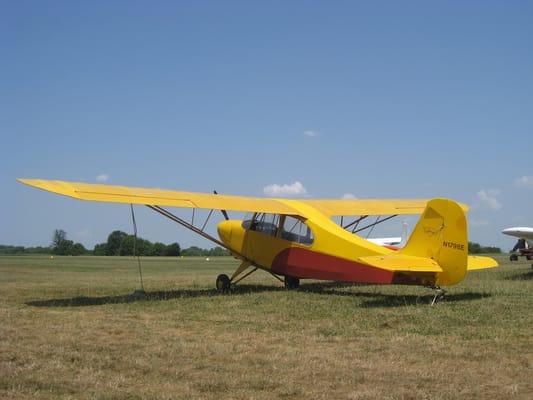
[
  {"x1": 526, "y1": 255, "x2": 532, "y2": 261},
  {"x1": 216, "y1": 274, "x2": 231, "y2": 292},
  {"x1": 510, "y1": 254, "x2": 519, "y2": 262},
  {"x1": 284, "y1": 275, "x2": 300, "y2": 290}
]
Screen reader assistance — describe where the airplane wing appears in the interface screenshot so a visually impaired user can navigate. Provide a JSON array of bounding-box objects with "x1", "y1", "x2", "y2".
[
  {"x1": 300, "y1": 199, "x2": 468, "y2": 216},
  {"x1": 18, "y1": 179, "x2": 468, "y2": 217},
  {"x1": 17, "y1": 179, "x2": 299, "y2": 215},
  {"x1": 301, "y1": 199, "x2": 429, "y2": 216}
]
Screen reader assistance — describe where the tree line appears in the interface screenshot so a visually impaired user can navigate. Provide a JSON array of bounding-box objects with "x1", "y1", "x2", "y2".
[
  {"x1": 0, "y1": 229, "x2": 229, "y2": 256},
  {"x1": 0, "y1": 245, "x2": 52, "y2": 255},
  {"x1": 468, "y1": 241, "x2": 501, "y2": 254},
  {"x1": 92, "y1": 230, "x2": 182, "y2": 256},
  {"x1": 90, "y1": 230, "x2": 229, "y2": 256}
]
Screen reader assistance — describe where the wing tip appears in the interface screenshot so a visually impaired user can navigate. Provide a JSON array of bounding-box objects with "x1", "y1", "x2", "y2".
[
  {"x1": 17, "y1": 178, "x2": 50, "y2": 188},
  {"x1": 467, "y1": 255, "x2": 499, "y2": 271},
  {"x1": 17, "y1": 178, "x2": 78, "y2": 198},
  {"x1": 17, "y1": 178, "x2": 40, "y2": 187}
]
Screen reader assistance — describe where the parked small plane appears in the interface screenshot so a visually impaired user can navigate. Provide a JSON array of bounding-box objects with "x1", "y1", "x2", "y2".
[
  {"x1": 367, "y1": 222, "x2": 409, "y2": 249},
  {"x1": 18, "y1": 179, "x2": 497, "y2": 299},
  {"x1": 502, "y1": 227, "x2": 533, "y2": 261},
  {"x1": 367, "y1": 237, "x2": 402, "y2": 247}
]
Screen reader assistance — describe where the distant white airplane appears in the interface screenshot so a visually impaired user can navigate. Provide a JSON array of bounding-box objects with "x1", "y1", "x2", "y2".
[
  {"x1": 501, "y1": 227, "x2": 533, "y2": 261},
  {"x1": 367, "y1": 237, "x2": 402, "y2": 247},
  {"x1": 367, "y1": 223, "x2": 409, "y2": 249}
]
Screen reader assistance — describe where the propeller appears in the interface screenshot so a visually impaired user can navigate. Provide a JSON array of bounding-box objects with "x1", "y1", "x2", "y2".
[{"x1": 213, "y1": 190, "x2": 230, "y2": 220}]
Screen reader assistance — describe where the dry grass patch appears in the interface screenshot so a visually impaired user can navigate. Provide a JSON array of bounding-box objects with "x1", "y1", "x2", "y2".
[{"x1": 1, "y1": 255, "x2": 532, "y2": 399}]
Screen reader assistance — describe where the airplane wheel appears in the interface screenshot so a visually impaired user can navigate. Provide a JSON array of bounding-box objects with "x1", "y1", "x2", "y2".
[
  {"x1": 284, "y1": 276, "x2": 300, "y2": 290},
  {"x1": 216, "y1": 274, "x2": 231, "y2": 292},
  {"x1": 526, "y1": 255, "x2": 532, "y2": 261},
  {"x1": 510, "y1": 254, "x2": 518, "y2": 262}
]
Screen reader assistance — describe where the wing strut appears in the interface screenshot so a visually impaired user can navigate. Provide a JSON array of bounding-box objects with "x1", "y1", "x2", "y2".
[
  {"x1": 353, "y1": 214, "x2": 398, "y2": 234},
  {"x1": 343, "y1": 215, "x2": 368, "y2": 231},
  {"x1": 146, "y1": 205, "x2": 246, "y2": 259}
]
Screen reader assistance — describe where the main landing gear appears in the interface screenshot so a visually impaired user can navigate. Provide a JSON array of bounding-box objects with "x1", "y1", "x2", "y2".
[
  {"x1": 215, "y1": 261, "x2": 301, "y2": 292},
  {"x1": 216, "y1": 274, "x2": 231, "y2": 292},
  {"x1": 215, "y1": 261, "x2": 259, "y2": 293},
  {"x1": 284, "y1": 275, "x2": 300, "y2": 290}
]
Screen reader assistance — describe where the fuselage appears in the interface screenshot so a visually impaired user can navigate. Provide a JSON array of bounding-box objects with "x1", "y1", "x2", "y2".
[{"x1": 216, "y1": 199, "x2": 437, "y2": 286}]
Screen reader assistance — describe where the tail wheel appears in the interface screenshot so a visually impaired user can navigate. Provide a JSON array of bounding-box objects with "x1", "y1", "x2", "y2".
[
  {"x1": 284, "y1": 276, "x2": 300, "y2": 290},
  {"x1": 216, "y1": 274, "x2": 231, "y2": 292}
]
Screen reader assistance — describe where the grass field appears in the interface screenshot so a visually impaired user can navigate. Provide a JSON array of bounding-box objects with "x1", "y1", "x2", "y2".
[{"x1": 1, "y1": 255, "x2": 532, "y2": 399}]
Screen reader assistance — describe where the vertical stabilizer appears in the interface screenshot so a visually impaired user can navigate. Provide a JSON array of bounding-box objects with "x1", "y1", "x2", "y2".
[{"x1": 400, "y1": 199, "x2": 468, "y2": 285}]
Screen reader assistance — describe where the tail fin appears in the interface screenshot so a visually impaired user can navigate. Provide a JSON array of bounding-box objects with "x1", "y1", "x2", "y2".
[{"x1": 400, "y1": 198, "x2": 468, "y2": 286}]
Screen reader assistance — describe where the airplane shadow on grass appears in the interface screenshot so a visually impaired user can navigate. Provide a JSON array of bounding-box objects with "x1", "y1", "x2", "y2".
[
  {"x1": 26, "y1": 281, "x2": 490, "y2": 308},
  {"x1": 298, "y1": 284, "x2": 491, "y2": 307},
  {"x1": 25, "y1": 285, "x2": 282, "y2": 307}
]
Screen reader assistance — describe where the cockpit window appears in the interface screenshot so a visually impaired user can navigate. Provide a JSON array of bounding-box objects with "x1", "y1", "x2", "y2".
[
  {"x1": 242, "y1": 213, "x2": 314, "y2": 245},
  {"x1": 242, "y1": 213, "x2": 279, "y2": 237},
  {"x1": 281, "y1": 216, "x2": 314, "y2": 245}
]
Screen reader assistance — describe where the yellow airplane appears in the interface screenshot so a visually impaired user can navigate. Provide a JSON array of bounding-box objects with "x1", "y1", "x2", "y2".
[{"x1": 18, "y1": 179, "x2": 497, "y2": 300}]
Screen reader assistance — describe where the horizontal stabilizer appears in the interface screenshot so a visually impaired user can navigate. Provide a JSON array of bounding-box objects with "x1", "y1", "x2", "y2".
[
  {"x1": 358, "y1": 254, "x2": 442, "y2": 272},
  {"x1": 467, "y1": 256, "x2": 499, "y2": 271}
]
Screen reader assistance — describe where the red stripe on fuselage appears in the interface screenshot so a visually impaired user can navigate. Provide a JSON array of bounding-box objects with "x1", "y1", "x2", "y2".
[{"x1": 271, "y1": 248, "x2": 394, "y2": 284}]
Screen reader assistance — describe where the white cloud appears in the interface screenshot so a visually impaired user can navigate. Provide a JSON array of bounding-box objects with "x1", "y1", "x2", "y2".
[
  {"x1": 514, "y1": 175, "x2": 533, "y2": 188},
  {"x1": 341, "y1": 193, "x2": 357, "y2": 199},
  {"x1": 96, "y1": 174, "x2": 110, "y2": 182},
  {"x1": 303, "y1": 130, "x2": 319, "y2": 138},
  {"x1": 263, "y1": 181, "x2": 307, "y2": 197},
  {"x1": 476, "y1": 189, "x2": 502, "y2": 211}
]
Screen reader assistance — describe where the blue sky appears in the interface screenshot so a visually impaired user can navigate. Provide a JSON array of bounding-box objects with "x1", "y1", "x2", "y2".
[{"x1": 2, "y1": 1, "x2": 532, "y2": 250}]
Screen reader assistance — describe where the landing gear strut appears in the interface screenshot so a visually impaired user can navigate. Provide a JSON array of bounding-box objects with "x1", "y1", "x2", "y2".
[
  {"x1": 216, "y1": 274, "x2": 231, "y2": 292},
  {"x1": 284, "y1": 276, "x2": 300, "y2": 290}
]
